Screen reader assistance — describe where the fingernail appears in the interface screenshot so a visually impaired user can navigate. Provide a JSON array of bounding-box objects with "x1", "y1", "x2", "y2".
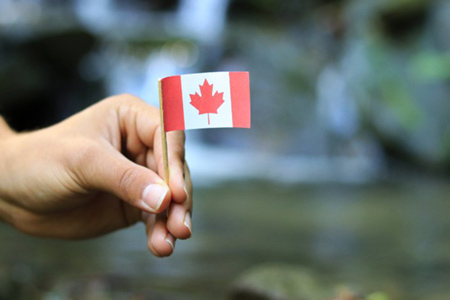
[
  {"x1": 141, "y1": 184, "x2": 168, "y2": 212},
  {"x1": 184, "y1": 212, "x2": 192, "y2": 235},
  {"x1": 165, "y1": 234, "x2": 175, "y2": 250}
]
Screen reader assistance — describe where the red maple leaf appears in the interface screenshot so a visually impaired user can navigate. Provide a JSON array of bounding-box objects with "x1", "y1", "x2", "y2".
[{"x1": 190, "y1": 79, "x2": 225, "y2": 125}]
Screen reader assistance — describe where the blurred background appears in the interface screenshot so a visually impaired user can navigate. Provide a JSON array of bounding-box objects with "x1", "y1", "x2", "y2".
[{"x1": 1, "y1": 0, "x2": 450, "y2": 299}]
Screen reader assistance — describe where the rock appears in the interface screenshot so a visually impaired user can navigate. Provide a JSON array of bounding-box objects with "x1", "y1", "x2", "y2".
[{"x1": 230, "y1": 264, "x2": 329, "y2": 300}]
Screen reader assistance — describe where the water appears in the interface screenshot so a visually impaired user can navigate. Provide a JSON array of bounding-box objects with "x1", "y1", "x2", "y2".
[{"x1": 2, "y1": 179, "x2": 450, "y2": 299}]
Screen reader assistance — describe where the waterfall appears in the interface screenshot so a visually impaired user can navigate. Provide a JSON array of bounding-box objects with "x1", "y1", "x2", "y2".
[{"x1": 177, "y1": 0, "x2": 229, "y2": 44}]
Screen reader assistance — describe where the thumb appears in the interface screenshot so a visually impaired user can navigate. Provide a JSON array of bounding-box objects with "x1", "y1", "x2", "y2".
[{"x1": 76, "y1": 146, "x2": 171, "y2": 214}]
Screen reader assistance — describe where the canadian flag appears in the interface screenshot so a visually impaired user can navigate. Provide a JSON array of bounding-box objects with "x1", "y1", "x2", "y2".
[{"x1": 160, "y1": 72, "x2": 251, "y2": 132}]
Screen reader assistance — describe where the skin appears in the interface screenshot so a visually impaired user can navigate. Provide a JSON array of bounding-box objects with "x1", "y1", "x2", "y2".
[{"x1": 0, "y1": 94, "x2": 193, "y2": 257}]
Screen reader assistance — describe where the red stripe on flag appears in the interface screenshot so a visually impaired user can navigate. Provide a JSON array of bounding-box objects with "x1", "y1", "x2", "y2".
[
  {"x1": 161, "y1": 75, "x2": 185, "y2": 132},
  {"x1": 229, "y1": 72, "x2": 251, "y2": 128}
]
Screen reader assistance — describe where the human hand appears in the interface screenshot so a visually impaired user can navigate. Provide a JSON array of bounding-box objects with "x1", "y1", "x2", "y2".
[{"x1": 0, "y1": 94, "x2": 192, "y2": 257}]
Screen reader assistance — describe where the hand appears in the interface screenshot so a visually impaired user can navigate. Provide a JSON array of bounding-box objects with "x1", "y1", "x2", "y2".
[{"x1": 0, "y1": 94, "x2": 192, "y2": 257}]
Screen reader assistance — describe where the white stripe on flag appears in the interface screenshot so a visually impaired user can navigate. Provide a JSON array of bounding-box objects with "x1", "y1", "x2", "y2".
[{"x1": 180, "y1": 72, "x2": 233, "y2": 130}]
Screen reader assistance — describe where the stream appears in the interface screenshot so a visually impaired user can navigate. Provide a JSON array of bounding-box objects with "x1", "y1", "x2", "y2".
[{"x1": 2, "y1": 179, "x2": 450, "y2": 299}]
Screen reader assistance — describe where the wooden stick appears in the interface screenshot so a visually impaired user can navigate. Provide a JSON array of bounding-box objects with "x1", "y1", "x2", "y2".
[{"x1": 158, "y1": 79, "x2": 170, "y2": 184}]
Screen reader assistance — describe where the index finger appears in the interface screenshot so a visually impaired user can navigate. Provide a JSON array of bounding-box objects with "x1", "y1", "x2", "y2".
[
  {"x1": 154, "y1": 129, "x2": 187, "y2": 204},
  {"x1": 112, "y1": 95, "x2": 187, "y2": 204}
]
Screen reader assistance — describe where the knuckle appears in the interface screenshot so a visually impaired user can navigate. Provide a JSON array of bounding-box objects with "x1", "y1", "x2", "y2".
[
  {"x1": 172, "y1": 143, "x2": 186, "y2": 158},
  {"x1": 118, "y1": 93, "x2": 142, "y2": 103},
  {"x1": 101, "y1": 93, "x2": 143, "y2": 109},
  {"x1": 63, "y1": 141, "x2": 102, "y2": 187},
  {"x1": 67, "y1": 142, "x2": 99, "y2": 171},
  {"x1": 118, "y1": 166, "x2": 139, "y2": 196}
]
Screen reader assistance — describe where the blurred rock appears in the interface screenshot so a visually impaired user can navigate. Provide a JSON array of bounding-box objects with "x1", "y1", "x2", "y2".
[
  {"x1": 230, "y1": 264, "x2": 329, "y2": 300},
  {"x1": 229, "y1": 264, "x2": 395, "y2": 300},
  {"x1": 0, "y1": 28, "x2": 101, "y2": 131},
  {"x1": 378, "y1": 0, "x2": 431, "y2": 41}
]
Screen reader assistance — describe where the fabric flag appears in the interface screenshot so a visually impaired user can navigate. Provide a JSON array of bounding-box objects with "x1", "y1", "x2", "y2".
[{"x1": 160, "y1": 71, "x2": 251, "y2": 132}]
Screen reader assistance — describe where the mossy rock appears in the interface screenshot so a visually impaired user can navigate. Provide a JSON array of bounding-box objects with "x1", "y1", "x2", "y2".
[{"x1": 230, "y1": 264, "x2": 330, "y2": 300}]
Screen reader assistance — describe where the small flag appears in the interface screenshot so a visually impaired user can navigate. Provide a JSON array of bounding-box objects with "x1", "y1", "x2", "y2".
[{"x1": 160, "y1": 71, "x2": 251, "y2": 132}]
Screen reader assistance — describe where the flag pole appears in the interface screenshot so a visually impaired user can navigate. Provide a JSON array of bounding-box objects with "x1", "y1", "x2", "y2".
[{"x1": 158, "y1": 79, "x2": 170, "y2": 184}]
